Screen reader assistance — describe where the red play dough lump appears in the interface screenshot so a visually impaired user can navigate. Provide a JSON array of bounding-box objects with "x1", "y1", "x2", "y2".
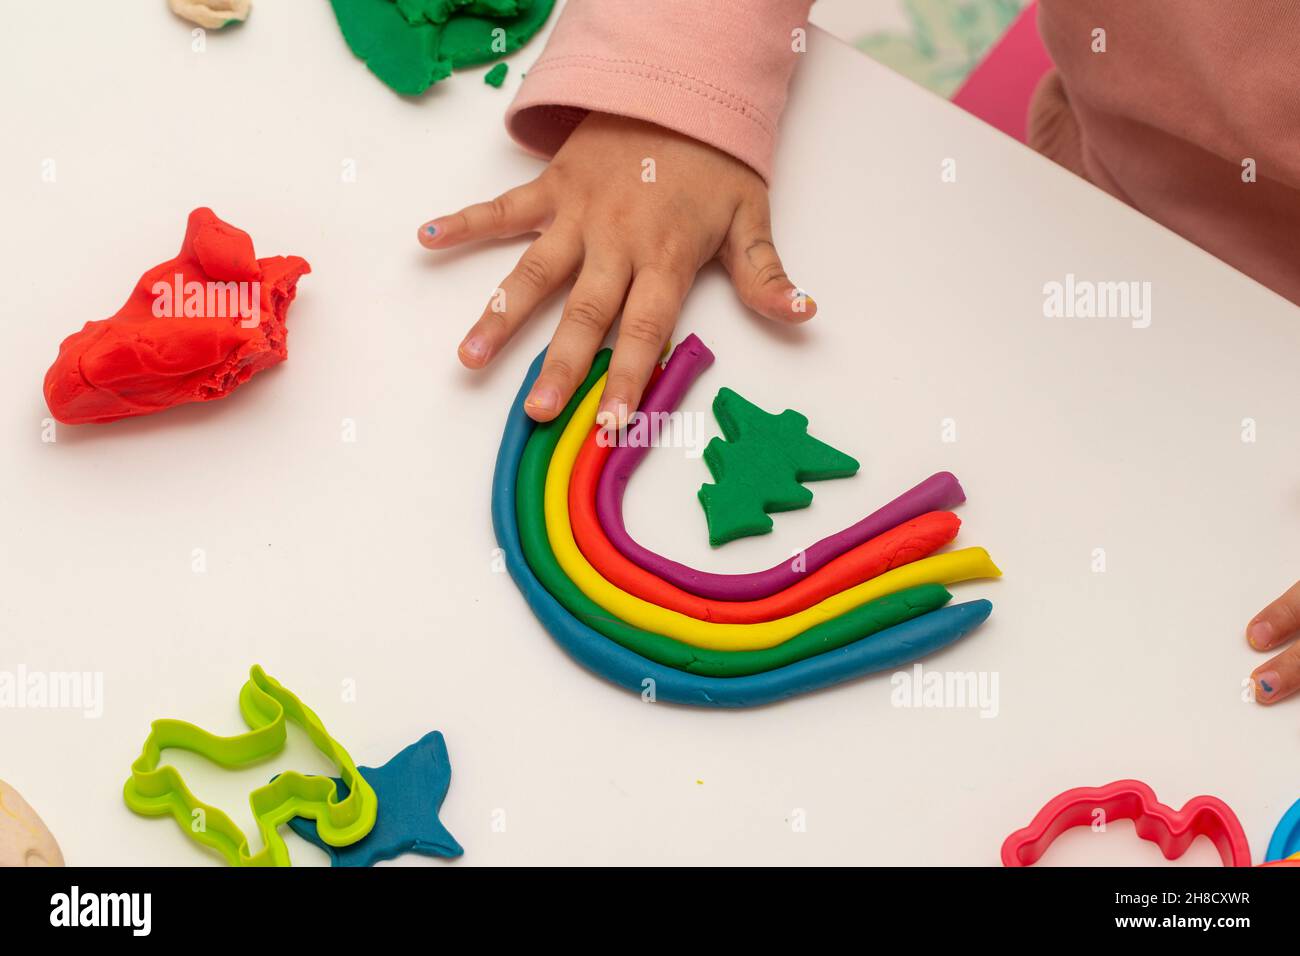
[{"x1": 43, "y1": 208, "x2": 310, "y2": 424}]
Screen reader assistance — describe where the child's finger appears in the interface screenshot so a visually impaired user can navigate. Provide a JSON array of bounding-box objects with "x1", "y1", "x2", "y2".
[
  {"x1": 525, "y1": 256, "x2": 632, "y2": 422},
  {"x1": 599, "y1": 265, "x2": 685, "y2": 427},
  {"x1": 420, "y1": 182, "x2": 550, "y2": 249},
  {"x1": 1251, "y1": 644, "x2": 1300, "y2": 705},
  {"x1": 1246, "y1": 581, "x2": 1300, "y2": 650},
  {"x1": 721, "y1": 197, "x2": 816, "y2": 324},
  {"x1": 458, "y1": 231, "x2": 582, "y2": 369}
]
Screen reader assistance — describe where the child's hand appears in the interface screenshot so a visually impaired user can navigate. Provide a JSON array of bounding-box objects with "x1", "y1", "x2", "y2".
[
  {"x1": 419, "y1": 112, "x2": 814, "y2": 424},
  {"x1": 1247, "y1": 583, "x2": 1300, "y2": 704}
]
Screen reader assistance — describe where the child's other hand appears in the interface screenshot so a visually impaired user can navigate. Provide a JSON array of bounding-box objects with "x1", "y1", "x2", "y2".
[
  {"x1": 419, "y1": 111, "x2": 814, "y2": 424},
  {"x1": 1247, "y1": 583, "x2": 1300, "y2": 704}
]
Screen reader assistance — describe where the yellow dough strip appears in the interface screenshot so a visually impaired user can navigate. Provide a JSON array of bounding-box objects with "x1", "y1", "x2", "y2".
[{"x1": 544, "y1": 374, "x2": 1002, "y2": 652}]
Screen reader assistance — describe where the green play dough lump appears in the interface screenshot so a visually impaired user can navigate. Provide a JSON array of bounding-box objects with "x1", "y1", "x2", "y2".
[
  {"x1": 330, "y1": 0, "x2": 554, "y2": 96},
  {"x1": 485, "y1": 62, "x2": 508, "y2": 87},
  {"x1": 698, "y1": 387, "x2": 861, "y2": 547},
  {"x1": 330, "y1": 0, "x2": 448, "y2": 95},
  {"x1": 395, "y1": 0, "x2": 527, "y2": 26},
  {"x1": 438, "y1": 0, "x2": 555, "y2": 68}
]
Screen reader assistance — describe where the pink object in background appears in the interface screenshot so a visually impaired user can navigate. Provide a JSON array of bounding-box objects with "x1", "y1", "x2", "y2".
[{"x1": 950, "y1": 2, "x2": 1052, "y2": 143}]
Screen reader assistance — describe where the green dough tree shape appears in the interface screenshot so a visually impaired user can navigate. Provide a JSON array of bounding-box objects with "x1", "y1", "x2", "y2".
[{"x1": 698, "y1": 387, "x2": 860, "y2": 546}]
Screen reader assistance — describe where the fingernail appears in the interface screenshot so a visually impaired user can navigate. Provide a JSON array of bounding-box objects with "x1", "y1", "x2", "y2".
[
  {"x1": 1247, "y1": 619, "x2": 1276, "y2": 649},
  {"x1": 524, "y1": 384, "x2": 560, "y2": 415},
  {"x1": 1253, "y1": 670, "x2": 1282, "y2": 700},
  {"x1": 596, "y1": 401, "x2": 628, "y2": 431},
  {"x1": 458, "y1": 335, "x2": 489, "y2": 366},
  {"x1": 788, "y1": 287, "x2": 816, "y2": 316}
]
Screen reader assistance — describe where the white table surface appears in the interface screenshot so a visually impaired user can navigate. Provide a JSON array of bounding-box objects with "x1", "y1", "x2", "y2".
[{"x1": 3, "y1": 1, "x2": 1298, "y2": 867}]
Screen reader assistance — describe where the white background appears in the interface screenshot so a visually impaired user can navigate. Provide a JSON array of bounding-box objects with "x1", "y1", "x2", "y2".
[{"x1": 2, "y1": 1, "x2": 1298, "y2": 866}]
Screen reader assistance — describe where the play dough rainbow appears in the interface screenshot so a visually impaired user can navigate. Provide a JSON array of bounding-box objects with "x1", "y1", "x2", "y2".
[
  {"x1": 595, "y1": 335, "x2": 969, "y2": 600},
  {"x1": 569, "y1": 394, "x2": 961, "y2": 623},
  {"x1": 519, "y1": 354, "x2": 976, "y2": 676},
  {"x1": 543, "y1": 372, "x2": 1002, "y2": 651},
  {"x1": 493, "y1": 342, "x2": 1001, "y2": 704}
]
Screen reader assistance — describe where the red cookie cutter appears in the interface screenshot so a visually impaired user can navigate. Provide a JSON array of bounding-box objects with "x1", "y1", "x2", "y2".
[{"x1": 1002, "y1": 779, "x2": 1252, "y2": 867}]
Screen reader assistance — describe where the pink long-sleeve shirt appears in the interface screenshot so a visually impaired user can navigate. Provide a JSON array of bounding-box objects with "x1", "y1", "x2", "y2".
[
  {"x1": 507, "y1": 0, "x2": 1299, "y2": 305},
  {"x1": 506, "y1": 0, "x2": 813, "y2": 184}
]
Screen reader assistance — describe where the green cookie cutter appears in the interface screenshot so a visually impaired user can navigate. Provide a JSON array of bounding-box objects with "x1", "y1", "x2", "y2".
[{"x1": 123, "y1": 665, "x2": 377, "y2": 867}]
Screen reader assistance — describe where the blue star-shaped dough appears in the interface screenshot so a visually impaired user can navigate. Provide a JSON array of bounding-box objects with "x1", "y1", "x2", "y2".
[{"x1": 288, "y1": 730, "x2": 463, "y2": 866}]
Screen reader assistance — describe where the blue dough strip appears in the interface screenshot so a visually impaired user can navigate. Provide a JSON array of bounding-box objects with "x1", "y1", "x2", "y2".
[
  {"x1": 1265, "y1": 797, "x2": 1300, "y2": 862},
  {"x1": 491, "y1": 349, "x2": 994, "y2": 708}
]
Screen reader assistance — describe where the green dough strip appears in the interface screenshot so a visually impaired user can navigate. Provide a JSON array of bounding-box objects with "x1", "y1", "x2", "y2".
[
  {"x1": 516, "y1": 351, "x2": 953, "y2": 678},
  {"x1": 699, "y1": 387, "x2": 861, "y2": 546},
  {"x1": 485, "y1": 62, "x2": 509, "y2": 87},
  {"x1": 330, "y1": 0, "x2": 554, "y2": 96}
]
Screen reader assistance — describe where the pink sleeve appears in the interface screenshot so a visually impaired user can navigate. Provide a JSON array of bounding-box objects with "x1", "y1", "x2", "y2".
[{"x1": 505, "y1": 0, "x2": 815, "y2": 183}]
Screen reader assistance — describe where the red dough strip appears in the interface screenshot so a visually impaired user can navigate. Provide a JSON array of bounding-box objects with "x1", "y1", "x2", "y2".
[
  {"x1": 43, "y1": 207, "x2": 310, "y2": 424},
  {"x1": 569, "y1": 424, "x2": 962, "y2": 623}
]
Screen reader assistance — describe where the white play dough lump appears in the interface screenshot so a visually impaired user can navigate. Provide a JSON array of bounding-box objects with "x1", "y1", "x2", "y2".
[
  {"x1": 0, "y1": 780, "x2": 64, "y2": 867},
  {"x1": 168, "y1": 0, "x2": 251, "y2": 29}
]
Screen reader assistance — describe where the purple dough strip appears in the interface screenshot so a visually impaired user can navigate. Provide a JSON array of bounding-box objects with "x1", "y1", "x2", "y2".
[{"x1": 594, "y1": 333, "x2": 969, "y2": 601}]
